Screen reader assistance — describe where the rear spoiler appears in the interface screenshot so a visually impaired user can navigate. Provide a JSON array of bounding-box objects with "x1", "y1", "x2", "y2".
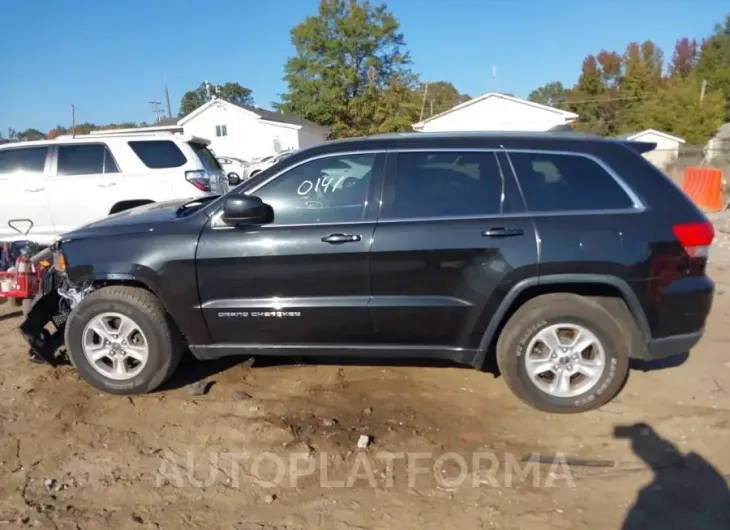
[{"x1": 621, "y1": 140, "x2": 657, "y2": 155}]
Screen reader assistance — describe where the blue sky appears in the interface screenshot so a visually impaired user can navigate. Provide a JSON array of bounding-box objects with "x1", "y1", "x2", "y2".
[{"x1": 0, "y1": 0, "x2": 726, "y2": 133}]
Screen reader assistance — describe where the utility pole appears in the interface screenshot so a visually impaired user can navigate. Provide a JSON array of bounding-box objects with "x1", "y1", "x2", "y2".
[
  {"x1": 165, "y1": 86, "x2": 173, "y2": 119},
  {"x1": 149, "y1": 100, "x2": 164, "y2": 122},
  {"x1": 429, "y1": 100, "x2": 434, "y2": 117},
  {"x1": 700, "y1": 79, "x2": 707, "y2": 104},
  {"x1": 71, "y1": 104, "x2": 76, "y2": 137},
  {"x1": 419, "y1": 83, "x2": 430, "y2": 121}
]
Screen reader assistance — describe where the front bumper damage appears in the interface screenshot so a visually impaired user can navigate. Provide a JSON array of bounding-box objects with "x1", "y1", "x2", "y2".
[{"x1": 19, "y1": 249, "x2": 92, "y2": 366}]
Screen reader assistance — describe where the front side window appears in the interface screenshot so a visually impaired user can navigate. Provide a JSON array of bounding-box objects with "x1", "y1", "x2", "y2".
[
  {"x1": 0, "y1": 147, "x2": 48, "y2": 177},
  {"x1": 57, "y1": 144, "x2": 119, "y2": 176},
  {"x1": 507, "y1": 151, "x2": 634, "y2": 212},
  {"x1": 383, "y1": 151, "x2": 507, "y2": 219},
  {"x1": 254, "y1": 153, "x2": 376, "y2": 225},
  {"x1": 128, "y1": 140, "x2": 187, "y2": 169}
]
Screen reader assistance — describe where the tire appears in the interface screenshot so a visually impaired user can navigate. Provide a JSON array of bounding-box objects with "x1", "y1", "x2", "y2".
[
  {"x1": 64, "y1": 286, "x2": 183, "y2": 395},
  {"x1": 496, "y1": 293, "x2": 630, "y2": 414}
]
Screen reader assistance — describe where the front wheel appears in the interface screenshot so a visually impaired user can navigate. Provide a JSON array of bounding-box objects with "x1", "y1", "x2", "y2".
[
  {"x1": 496, "y1": 293, "x2": 630, "y2": 413},
  {"x1": 64, "y1": 286, "x2": 182, "y2": 394}
]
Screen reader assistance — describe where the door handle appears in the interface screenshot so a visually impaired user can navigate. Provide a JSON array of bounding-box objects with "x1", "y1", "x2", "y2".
[
  {"x1": 481, "y1": 227, "x2": 525, "y2": 238},
  {"x1": 321, "y1": 233, "x2": 361, "y2": 244},
  {"x1": 25, "y1": 188, "x2": 44, "y2": 192},
  {"x1": 98, "y1": 182, "x2": 117, "y2": 188}
]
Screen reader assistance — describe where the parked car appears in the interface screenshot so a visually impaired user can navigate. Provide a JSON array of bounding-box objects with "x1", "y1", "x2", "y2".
[
  {"x1": 21, "y1": 131, "x2": 714, "y2": 413},
  {"x1": 245, "y1": 149, "x2": 296, "y2": 179},
  {"x1": 215, "y1": 156, "x2": 248, "y2": 185},
  {"x1": 0, "y1": 132, "x2": 229, "y2": 245}
]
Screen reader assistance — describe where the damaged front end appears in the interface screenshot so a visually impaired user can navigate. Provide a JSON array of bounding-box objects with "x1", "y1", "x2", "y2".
[{"x1": 19, "y1": 245, "x2": 93, "y2": 366}]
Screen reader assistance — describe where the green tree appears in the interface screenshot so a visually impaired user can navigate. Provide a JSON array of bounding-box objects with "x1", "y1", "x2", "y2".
[
  {"x1": 696, "y1": 15, "x2": 730, "y2": 120},
  {"x1": 16, "y1": 128, "x2": 45, "y2": 141},
  {"x1": 417, "y1": 81, "x2": 470, "y2": 118},
  {"x1": 276, "y1": 0, "x2": 415, "y2": 138},
  {"x1": 633, "y1": 73, "x2": 724, "y2": 144},
  {"x1": 179, "y1": 81, "x2": 254, "y2": 117},
  {"x1": 528, "y1": 81, "x2": 566, "y2": 107},
  {"x1": 566, "y1": 55, "x2": 618, "y2": 135}
]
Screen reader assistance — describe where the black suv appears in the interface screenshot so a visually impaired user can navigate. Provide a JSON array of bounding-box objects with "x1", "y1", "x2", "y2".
[{"x1": 21, "y1": 131, "x2": 715, "y2": 413}]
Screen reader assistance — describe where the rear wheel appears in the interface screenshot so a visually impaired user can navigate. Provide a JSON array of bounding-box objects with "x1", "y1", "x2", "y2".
[
  {"x1": 65, "y1": 286, "x2": 182, "y2": 394},
  {"x1": 496, "y1": 293, "x2": 630, "y2": 413}
]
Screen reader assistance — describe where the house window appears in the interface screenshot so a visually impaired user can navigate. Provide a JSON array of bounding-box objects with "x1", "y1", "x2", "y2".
[{"x1": 215, "y1": 125, "x2": 228, "y2": 137}]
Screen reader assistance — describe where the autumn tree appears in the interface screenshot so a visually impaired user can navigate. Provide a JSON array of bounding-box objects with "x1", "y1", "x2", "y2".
[
  {"x1": 179, "y1": 81, "x2": 254, "y2": 117},
  {"x1": 669, "y1": 38, "x2": 698, "y2": 79},
  {"x1": 528, "y1": 81, "x2": 566, "y2": 106},
  {"x1": 276, "y1": 0, "x2": 416, "y2": 138}
]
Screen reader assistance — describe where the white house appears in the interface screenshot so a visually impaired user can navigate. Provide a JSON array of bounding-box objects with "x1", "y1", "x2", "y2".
[
  {"x1": 92, "y1": 98, "x2": 329, "y2": 161},
  {"x1": 618, "y1": 129, "x2": 686, "y2": 169},
  {"x1": 412, "y1": 92, "x2": 579, "y2": 133},
  {"x1": 705, "y1": 123, "x2": 730, "y2": 164}
]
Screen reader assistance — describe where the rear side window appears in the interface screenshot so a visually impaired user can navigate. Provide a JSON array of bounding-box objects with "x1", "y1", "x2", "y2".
[
  {"x1": 508, "y1": 151, "x2": 634, "y2": 212},
  {"x1": 0, "y1": 147, "x2": 47, "y2": 176},
  {"x1": 384, "y1": 151, "x2": 510, "y2": 219},
  {"x1": 57, "y1": 144, "x2": 119, "y2": 176},
  {"x1": 128, "y1": 140, "x2": 187, "y2": 169},
  {"x1": 190, "y1": 143, "x2": 222, "y2": 172}
]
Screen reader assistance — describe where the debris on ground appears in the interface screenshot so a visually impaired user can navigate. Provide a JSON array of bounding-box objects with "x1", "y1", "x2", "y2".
[
  {"x1": 363, "y1": 407, "x2": 373, "y2": 415},
  {"x1": 231, "y1": 390, "x2": 253, "y2": 401},
  {"x1": 241, "y1": 357, "x2": 256, "y2": 369},
  {"x1": 357, "y1": 435, "x2": 371, "y2": 449},
  {"x1": 43, "y1": 478, "x2": 56, "y2": 490},
  {"x1": 188, "y1": 381, "x2": 213, "y2": 396},
  {"x1": 522, "y1": 454, "x2": 615, "y2": 468},
  {"x1": 321, "y1": 418, "x2": 338, "y2": 427},
  {"x1": 264, "y1": 493, "x2": 277, "y2": 504}
]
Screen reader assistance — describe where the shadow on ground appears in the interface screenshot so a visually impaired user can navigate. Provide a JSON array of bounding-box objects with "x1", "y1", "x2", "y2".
[
  {"x1": 159, "y1": 350, "x2": 470, "y2": 391},
  {"x1": 619, "y1": 422, "x2": 730, "y2": 529}
]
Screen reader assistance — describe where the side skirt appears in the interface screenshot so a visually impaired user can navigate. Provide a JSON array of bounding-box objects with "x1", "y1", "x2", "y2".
[{"x1": 189, "y1": 343, "x2": 479, "y2": 365}]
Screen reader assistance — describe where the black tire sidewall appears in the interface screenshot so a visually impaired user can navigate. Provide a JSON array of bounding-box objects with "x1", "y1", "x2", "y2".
[
  {"x1": 503, "y1": 304, "x2": 629, "y2": 412},
  {"x1": 66, "y1": 297, "x2": 173, "y2": 394}
]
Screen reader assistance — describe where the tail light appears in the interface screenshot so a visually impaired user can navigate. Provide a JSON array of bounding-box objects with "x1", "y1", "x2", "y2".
[
  {"x1": 185, "y1": 170, "x2": 211, "y2": 192},
  {"x1": 672, "y1": 221, "x2": 714, "y2": 258}
]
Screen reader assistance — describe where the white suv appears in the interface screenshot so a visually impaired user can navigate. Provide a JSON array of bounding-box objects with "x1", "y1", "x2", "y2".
[{"x1": 0, "y1": 132, "x2": 228, "y2": 245}]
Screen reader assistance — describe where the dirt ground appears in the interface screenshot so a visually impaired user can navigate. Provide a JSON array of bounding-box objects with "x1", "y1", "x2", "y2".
[{"x1": 1, "y1": 268, "x2": 730, "y2": 529}]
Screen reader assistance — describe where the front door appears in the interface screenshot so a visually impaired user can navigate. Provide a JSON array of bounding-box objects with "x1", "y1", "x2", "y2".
[
  {"x1": 0, "y1": 145, "x2": 56, "y2": 244},
  {"x1": 369, "y1": 150, "x2": 539, "y2": 351},
  {"x1": 196, "y1": 151, "x2": 385, "y2": 346}
]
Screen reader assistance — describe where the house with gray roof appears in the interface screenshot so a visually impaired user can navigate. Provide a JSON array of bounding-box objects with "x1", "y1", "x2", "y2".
[{"x1": 90, "y1": 98, "x2": 329, "y2": 161}]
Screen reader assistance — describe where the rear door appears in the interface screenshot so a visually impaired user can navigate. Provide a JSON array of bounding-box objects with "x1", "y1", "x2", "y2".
[
  {"x1": 368, "y1": 149, "x2": 539, "y2": 352},
  {"x1": 504, "y1": 149, "x2": 643, "y2": 280},
  {"x1": 44, "y1": 143, "x2": 122, "y2": 234},
  {"x1": 0, "y1": 145, "x2": 55, "y2": 243}
]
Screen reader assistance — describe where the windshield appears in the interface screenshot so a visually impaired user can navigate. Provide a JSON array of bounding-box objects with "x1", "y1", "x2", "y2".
[{"x1": 190, "y1": 143, "x2": 223, "y2": 172}]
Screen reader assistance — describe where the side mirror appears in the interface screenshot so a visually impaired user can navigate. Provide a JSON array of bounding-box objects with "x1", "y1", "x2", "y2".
[
  {"x1": 227, "y1": 172, "x2": 241, "y2": 186},
  {"x1": 221, "y1": 195, "x2": 269, "y2": 226}
]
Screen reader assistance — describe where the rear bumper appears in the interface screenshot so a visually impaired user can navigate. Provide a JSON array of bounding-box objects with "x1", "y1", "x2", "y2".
[{"x1": 644, "y1": 328, "x2": 705, "y2": 361}]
